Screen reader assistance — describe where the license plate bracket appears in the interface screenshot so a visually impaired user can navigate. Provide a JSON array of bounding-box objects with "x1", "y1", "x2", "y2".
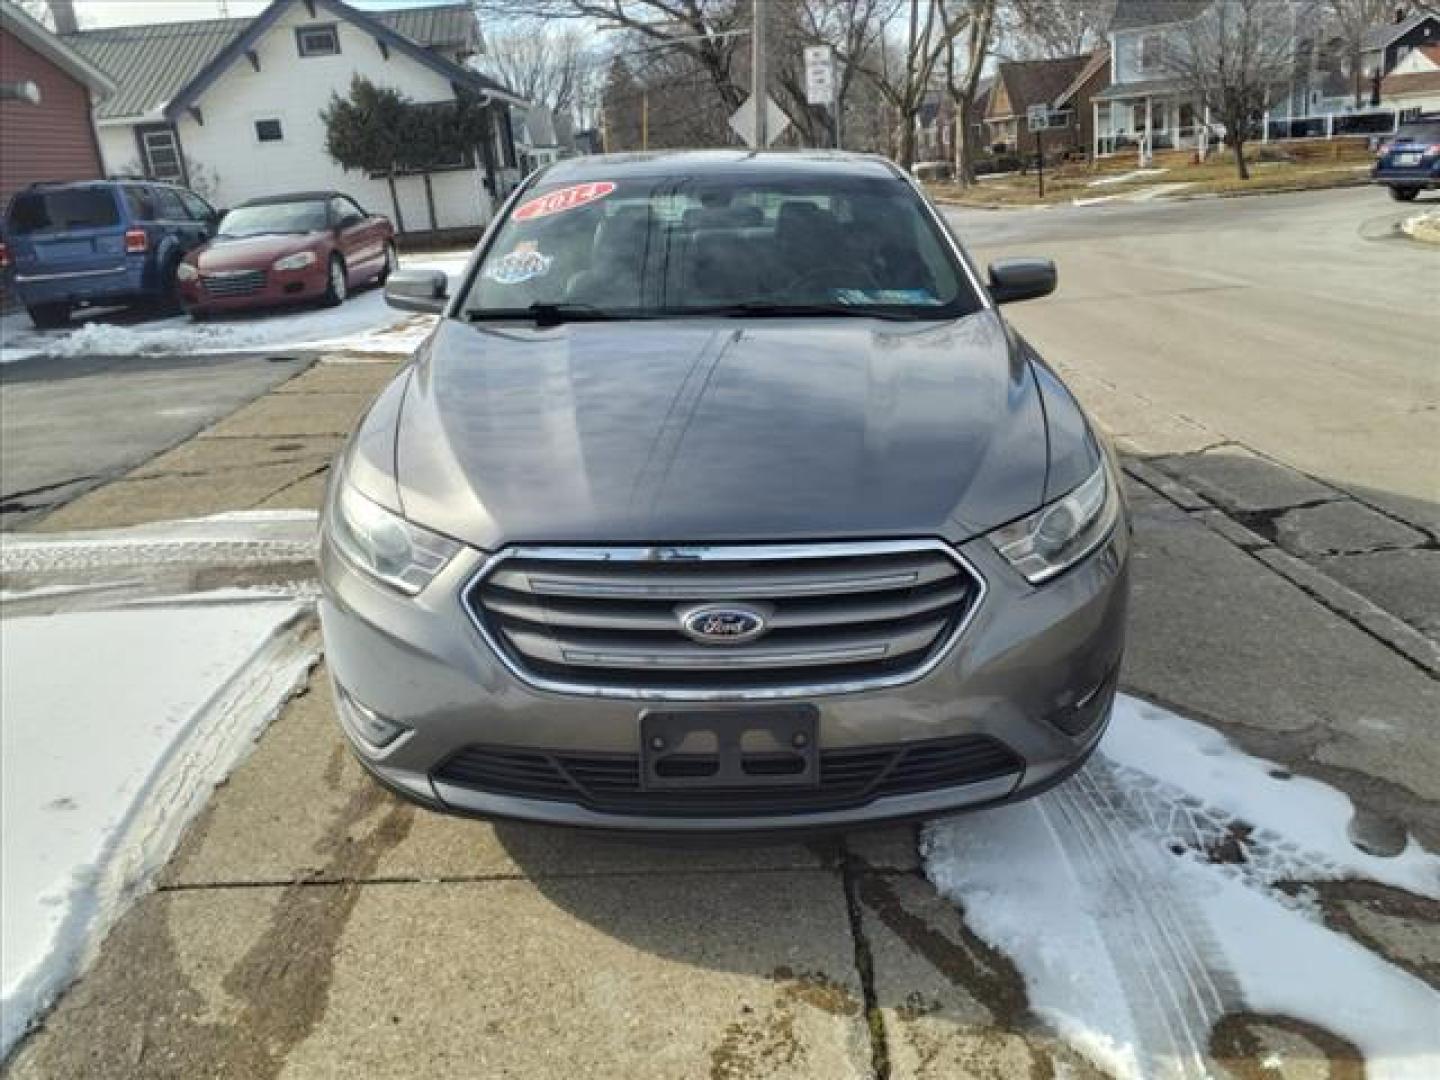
[{"x1": 640, "y1": 707, "x2": 819, "y2": 790}]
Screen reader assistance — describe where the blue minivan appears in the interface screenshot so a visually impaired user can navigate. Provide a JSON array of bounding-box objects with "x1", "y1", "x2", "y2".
[
  {"x1": 1372, "y1": 115, "x2": 1440, "y2": 201},
  {"x1": 2, "y1": 180, "x2": 220, "y2": 328}
]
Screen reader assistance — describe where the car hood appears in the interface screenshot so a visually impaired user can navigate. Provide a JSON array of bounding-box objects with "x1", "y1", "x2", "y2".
[
  {"x1": 392, "y1": 312, "x2": 1048, "y2": 550},
  {"x1": 189, "y1": 232, "x2": 324, "y2": 271}
]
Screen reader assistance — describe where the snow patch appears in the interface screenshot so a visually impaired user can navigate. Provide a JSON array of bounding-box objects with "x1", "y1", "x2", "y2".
[
  {"x1": 923, "y1": 694, "x2": 1440, "y2": 1080},
  {"x1": 0, "y1": 599, "x2": 317, "y2": 1056}
]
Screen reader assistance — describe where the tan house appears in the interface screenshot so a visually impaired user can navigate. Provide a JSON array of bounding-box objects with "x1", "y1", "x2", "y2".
[{"x1": 984, "y1": 52, "x2": 1108, "y2": 158}]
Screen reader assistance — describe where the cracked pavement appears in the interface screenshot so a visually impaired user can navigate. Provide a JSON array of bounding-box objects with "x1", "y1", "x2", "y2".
[{"x1": 2, "y1": 187, "x2": 1437, "y2": 1078}]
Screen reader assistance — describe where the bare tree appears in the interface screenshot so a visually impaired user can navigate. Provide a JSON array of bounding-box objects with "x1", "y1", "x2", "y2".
[
  {"x1": 843, "y1": 0, "x2": 974, "y2": 167},
  {"x1": 480, "y1": 19, "x2": 595, "y2": 119},
  {"x1": 997, "y1": 0, "x2": 1112, "y2": 60},
  {"x1": 1163, "y1": 0, "x2": 1304, "y2": 179},
  {"x1": 945, "y1": 0, "x2": 996, "y2": 186},
  {"x1": 475, "y1": 0, "x2": 749, "y2": 112},
  {"x1": 780, "y1": 0, "x2": 900, "y2": 146},
  {"x1": 1324, "y1": 0, "x2": 1398, "y2": 106}
]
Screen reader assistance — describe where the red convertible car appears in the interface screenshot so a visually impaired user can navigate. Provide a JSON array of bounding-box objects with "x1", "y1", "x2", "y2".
[{"x1": 178, "y1": 191, "x2": 395, "y2": 318}]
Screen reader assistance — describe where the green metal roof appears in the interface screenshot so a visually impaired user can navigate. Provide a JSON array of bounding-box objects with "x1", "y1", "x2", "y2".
[{"x1": 66, "y1": 1, "x2": 482, "y2": 121}]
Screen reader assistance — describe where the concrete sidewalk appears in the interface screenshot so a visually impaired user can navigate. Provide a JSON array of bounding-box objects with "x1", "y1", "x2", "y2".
[{"x1": 6, "y1": 355, "x2": 1438, "y2": 1078}]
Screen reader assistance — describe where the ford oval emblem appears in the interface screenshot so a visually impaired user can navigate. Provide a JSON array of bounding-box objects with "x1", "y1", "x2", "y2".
[{"x1": 680, "y1": 604, "x2": 768, "y2": 645}]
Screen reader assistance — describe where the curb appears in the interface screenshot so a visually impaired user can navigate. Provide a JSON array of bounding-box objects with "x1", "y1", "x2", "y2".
[
  {"x1": 931, "y1": 176, "x2": 1368, "y2": 210},
  {"x1": 1122, "y1": 459, "x2": 1440, "y2": 680}
]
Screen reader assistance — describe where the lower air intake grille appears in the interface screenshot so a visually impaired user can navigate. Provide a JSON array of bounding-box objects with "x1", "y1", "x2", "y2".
[
  {"x1": 201, "y1": 269, "x2": 266, "y2": 297},
  {"x1": 432, "y1": 735, "x2": 1023, "y2": 817},
  {"x1": 466, "y1": 542, "x2": 982, "y2": 697}
]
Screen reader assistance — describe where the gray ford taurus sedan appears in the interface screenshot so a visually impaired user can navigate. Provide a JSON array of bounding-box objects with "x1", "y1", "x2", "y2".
[{"x1": 318, "y1": 151, "x2": 1129, "y2": 832}]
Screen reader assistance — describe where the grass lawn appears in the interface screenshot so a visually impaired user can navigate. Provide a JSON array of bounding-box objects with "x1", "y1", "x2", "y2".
[{"x1": 928, "y1": 144, "x2": 1375, "y2": 206}]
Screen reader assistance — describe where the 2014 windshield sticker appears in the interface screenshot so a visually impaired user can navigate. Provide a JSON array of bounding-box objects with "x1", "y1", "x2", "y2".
[
  {"x1": 484, "y1": 242, "x2": 553, "y2": 285},
  {"x1": 513, "y1": 181, "x2": 616, "y2": 222}
]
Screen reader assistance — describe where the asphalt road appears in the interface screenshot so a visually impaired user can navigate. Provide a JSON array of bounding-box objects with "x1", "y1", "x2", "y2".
[
  {"x1": 0, "y1": 352, "x2": 309, "y2": 528},
  {"x1": 947, "y1": 187, "x2": 1439, "y2": 515}
]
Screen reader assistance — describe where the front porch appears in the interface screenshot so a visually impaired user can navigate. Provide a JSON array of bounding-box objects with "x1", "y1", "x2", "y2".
[{"x1": 1094, "y1": 88, "x2": 1217, "y2": 160}]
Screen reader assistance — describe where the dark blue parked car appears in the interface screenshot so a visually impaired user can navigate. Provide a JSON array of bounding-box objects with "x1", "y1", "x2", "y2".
[
  {"x1": 1, "y1": 180, "x2": 220, "y2": 328},
  {"x1": 1372, "y1": 115, "x2": 1440, "y2": 202}
]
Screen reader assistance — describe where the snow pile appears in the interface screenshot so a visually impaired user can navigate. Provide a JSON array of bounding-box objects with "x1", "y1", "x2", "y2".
[
  {"x1": 0, "y1": 251, "x2": 470, "y2": 364},
  {"x1": 0, "y1": 543, "x2": 320, "y2": 1055},
  {"x1": 924, "y1": 695, "x2": 1440, "y2": 1080},
  {"x1": 1401, "y1": 210, "x2": 1440, "y2": 245}
]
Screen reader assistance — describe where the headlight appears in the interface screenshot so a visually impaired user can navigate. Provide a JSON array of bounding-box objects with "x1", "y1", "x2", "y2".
[
  {"x1": 273, "y1": 251, "x2": 317, "y2": 272},
  {"x1": 176, "y1": 263, "x2": 198, "y2": 282},
  {"x1": 988, "y1": 461, "x2": 1119, "y2": 584},
  {"x1": 329, "y1": 480, "x2": 460, "y2": 594}
]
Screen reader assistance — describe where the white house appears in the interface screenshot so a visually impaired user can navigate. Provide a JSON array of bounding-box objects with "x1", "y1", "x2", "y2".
[
  {"x1": 1091, "y1": 0, "x2": 1395, "y2": 157},
  {"x1": 62, "y1": 0, "x2": 527, "y2": 233},
  {"x1": 1380, "y1": 43, "x2": 1440, "y2": 117}
]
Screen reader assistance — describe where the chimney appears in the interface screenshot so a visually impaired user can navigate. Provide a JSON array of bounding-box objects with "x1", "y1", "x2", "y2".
[
  {"x1": 48, "y1": 0, "x2": 78, "y2": 34},
  {"x1": 1394, "y1": 4, "x2": 1408, "y2": 23}
]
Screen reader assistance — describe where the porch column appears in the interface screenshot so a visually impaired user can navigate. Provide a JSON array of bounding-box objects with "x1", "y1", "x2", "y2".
[
  {"x1": 1262, "y1": 109, "x2": 1271, "y2": 143},
  {"x1": 1201, "y1": 104, "x2": 1211, "y2": 160},
  {"x1": 1142, "y1": 95, "x2": 1153, "y2": 166},
  {"x1": 1093, "y1": 99, "x2": 1101, "y2": 159}
]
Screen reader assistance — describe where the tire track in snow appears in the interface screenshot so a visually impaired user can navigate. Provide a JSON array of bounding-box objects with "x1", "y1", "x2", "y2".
[{"x1": 1041, "y1": 762, "x2": 1242, "y2": 1079}]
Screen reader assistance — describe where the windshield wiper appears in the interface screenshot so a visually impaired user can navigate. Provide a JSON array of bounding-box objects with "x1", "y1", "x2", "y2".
[
  {"x1": 467, "y1": 302, "x2": 636, "y2": 328},
  {"x1": 679, "y1": 302, "x2": 926, "y2": 321}
]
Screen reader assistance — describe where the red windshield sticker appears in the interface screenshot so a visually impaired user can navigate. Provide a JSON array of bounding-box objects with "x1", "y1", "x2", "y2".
[{"x1": 513, "y1": 182, "x2": 616, "y2": 222}]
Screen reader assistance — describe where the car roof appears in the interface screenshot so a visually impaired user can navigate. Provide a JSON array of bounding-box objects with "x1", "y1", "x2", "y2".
[
  {"x1": 535, "y1": 150, "x2": 905, "y2": 186},
  {"x1": 237, "y1": 191, "x2": 345, "y2": 207}
]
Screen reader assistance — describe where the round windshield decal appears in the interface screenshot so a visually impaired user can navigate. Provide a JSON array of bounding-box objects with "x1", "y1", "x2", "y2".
[{"x1": 513, "y1": 182, "x2": 616, "y2": 222}]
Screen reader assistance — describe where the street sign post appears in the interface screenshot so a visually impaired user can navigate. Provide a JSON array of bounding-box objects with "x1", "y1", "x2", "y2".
[
  {"x1": 729, "y1": 94, "x2": 790, "y2": 148},
  {"x1": 1027, "y1": 105, "x2": 1049, "y2": 199},
  {"x1": 803, "y1": 45, "x2": 839, "y2": 148}
]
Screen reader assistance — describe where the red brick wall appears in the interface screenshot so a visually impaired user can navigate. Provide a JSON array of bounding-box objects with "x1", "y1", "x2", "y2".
[{"x1": 0, "y1": 26, "x2": 104, "y2": 210}]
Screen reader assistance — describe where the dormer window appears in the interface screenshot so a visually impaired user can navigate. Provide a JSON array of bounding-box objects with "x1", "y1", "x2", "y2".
[
  {"x1": 296, "y1": 24, "x2": 339, "y2": 57},
  {"x1": 1139, "y1": 33, "x2": 1164, "y2": 74}
]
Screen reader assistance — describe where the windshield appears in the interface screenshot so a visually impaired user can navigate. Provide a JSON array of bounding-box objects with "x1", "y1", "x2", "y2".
[
  {"x1": 1394, "y1": 121, "x2": 1440, "y2": 143},
  {"x1": 6, "y1": 187, "x2": 119, "y2": 234},
  {"x1": 218, "y1": 201, "x2": 328, "y2": 237},
  {"x1": 461, "y1": 173, "x2": 982, "y2": 321}
]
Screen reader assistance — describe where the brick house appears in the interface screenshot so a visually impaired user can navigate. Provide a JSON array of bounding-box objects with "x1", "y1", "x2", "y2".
[{"x1": 0, "y1": 0, "x2": 115, "y2": 209}]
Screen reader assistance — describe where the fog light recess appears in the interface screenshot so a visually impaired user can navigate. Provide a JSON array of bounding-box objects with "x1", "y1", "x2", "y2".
[{"x1": 338, "y1": 687, "x2": 410, "y2": 749}]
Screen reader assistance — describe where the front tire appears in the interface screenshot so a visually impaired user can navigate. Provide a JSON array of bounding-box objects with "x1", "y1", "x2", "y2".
[
  {"x1": 322, "y1": 254, "x2": 348, "y2": 307},
  {"x1": 377, "y1": 241, "x2": 398, "y2": 284},
  {"x1": 1389, "y1": 186, "x2": 1419, "y2": 202},
  {"x1": 26, "y1": 302, "x2": 70, "y2": 329}
]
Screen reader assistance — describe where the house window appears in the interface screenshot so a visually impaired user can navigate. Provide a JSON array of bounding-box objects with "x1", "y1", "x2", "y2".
[
  {"x1": 255, "y1": 118, "x2": 284, "y2": 142},
  {"x1": 1139, "y1": 33, "x2": 1164, "y2": 74},
  {"x1": 1179, "y1": 102, "x2": 1196, "y2": 132},
  {"x1": 296, "y1": 24, "x2": 339, "y2": 57},
  {"x1": 139, "y1": 127, "x2": 184, "y2": 183}
]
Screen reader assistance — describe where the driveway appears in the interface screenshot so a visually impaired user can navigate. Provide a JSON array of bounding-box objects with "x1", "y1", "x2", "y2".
[{"x1": 3, "y1": 187, "x2": 1437, "y2": 1079}]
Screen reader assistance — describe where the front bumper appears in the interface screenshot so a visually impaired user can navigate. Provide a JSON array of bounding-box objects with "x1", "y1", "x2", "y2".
[
  {"x1": 180, "y1": 264, "x2": 328, "y2": 313},
  {"x1": 318, "y1": 529, "x2": 1130, "y2": 832}
]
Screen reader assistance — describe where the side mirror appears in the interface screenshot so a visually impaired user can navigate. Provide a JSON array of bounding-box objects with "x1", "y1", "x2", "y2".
[
  {"x1": 988, "y1": 258, "x2": 1057, "y2": 305},
  {"x1": 385, "y1": 268, "x2": 448, "y2": 314}
]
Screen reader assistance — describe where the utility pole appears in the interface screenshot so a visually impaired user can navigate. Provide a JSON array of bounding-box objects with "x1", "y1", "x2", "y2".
[{"x1": 752, "y1": 0, "x2": 767, "y2": 147}]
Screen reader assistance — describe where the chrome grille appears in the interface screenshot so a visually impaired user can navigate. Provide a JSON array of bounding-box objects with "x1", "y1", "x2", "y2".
[
  {"x1": 201, "y1": 269, "x2": 266, "y2": 297},
  {"x1": 465, "y1": 542, "x2": 983, "y2": 698}
]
